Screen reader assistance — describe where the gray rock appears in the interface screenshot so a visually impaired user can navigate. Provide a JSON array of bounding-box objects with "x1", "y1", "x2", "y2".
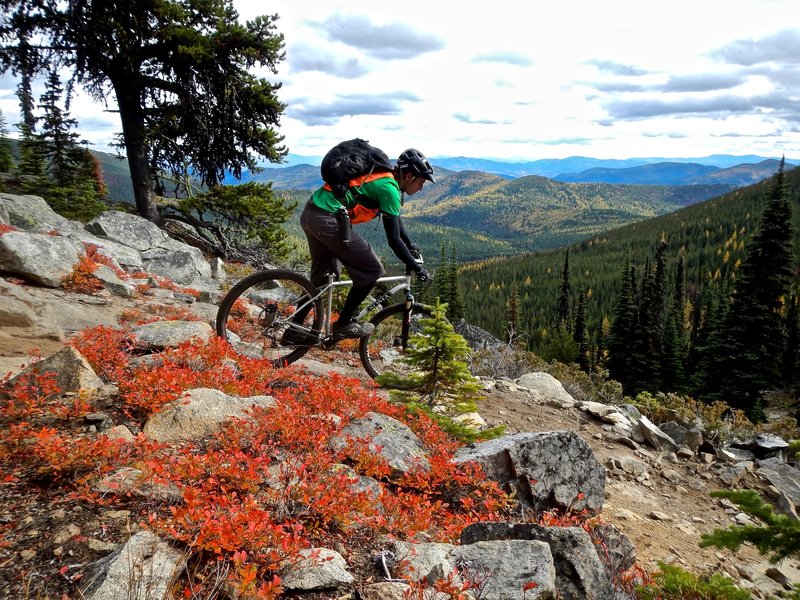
[
  {"x1": 142, "y1": 387, "x2": 276, "y2": 443},
  {"x1": 359, "y1": 582, "x2": 412, "y2": 599},
  {"x1": 37, "y1": 297, "x2": 119, "y2": 334},
  {"x1": 0, "y1": 294, "x2": 37, "y2": 326},
  {"x1": 659, "y1": 421, "x2": 690, "y2": 447},
  {"x1": 0, "y1": 193, "x2": 82, "y2": 233},
  {"x1": 6, "y1": 346, "x2": 103, "y2": 394},
  {"x1": 131, "y1": 320, "x2": 213, "y2": 350},
  {"x1": 739, "y1": 433, "x2": 790, "y2": 461},
  {"x1": 453, "y1": 318, "x2": 503, "y2": 350},
  {"x1": 159, "y1": 237, "x2": 211, "y2": 279},
  {"x1": 757, "y1": 461, "x2": 800, "y2": 509},
  {"x1": 718, "y1": 464, "x2": 749, "y2": 486},
  {"x1": 93, "y1": 265, "x2": 135, "y2": 298},
  {"x1": 81, "y1": 531, "x2": 186, "y2": 600},
  {"x1": 776, "y1": 491, "x2": 800, "y2": 520},
  {"x1": 519, "y1": 372, "x2": 576, "y2": 407},
  {"x1": 460, "y1": 522, "x2": 617, "y2": 599},
  {"x1": 86, "y1": 211, "x2": 169, "y2": 251},
  {"x1": 393, "y1": 539, "x2": 556, "y2": 600},
  {"x1": 280, "y1": 547, "x2": 354, "y2": 591},
  {"x1": 330, "y1": 412, "x2": 430, "y2": 477},
  {"x1": 617, "y1": 456, "x2": 649, "y2": 477},
  {"x1": 0, "y1": 230, "x2": 81, "y2": 287},
  {"x1": 765, "y1": 567, "x2": 793, "y2": 590},
  {"x1": 67, "y1": 230, "x2": 143, "y2": 270},
  {"x1": 141, "y1": 246, "x2": 200, "y2": 286},
  {"x1": 94, "y1": 467, "x2": 182, "y2": 503},
  {"x1": 454, "y1": 431, "x2": 606, "y2": 515},
  {"x1": 637, "y1": 415, "x2": 680, "y2": 452},
  {"x1": 209, "y1": 256, "x2": 226, "y2": 280}
]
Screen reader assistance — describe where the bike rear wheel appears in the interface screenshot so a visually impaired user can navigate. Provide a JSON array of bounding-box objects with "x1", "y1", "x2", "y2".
[
  {"x1": 216, "y1": 269, "x2": 322, "y2": 367},
  {"x1": 359, "y1": 302, "x2": 433, "y2": 380}
]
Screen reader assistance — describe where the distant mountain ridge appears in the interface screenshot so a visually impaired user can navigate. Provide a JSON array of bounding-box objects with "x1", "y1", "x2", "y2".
[
  {"x1": 275, "y1": 152, "x2": 793, "y2": 177},
  {"x1": 234, "y1": 156, "x2": 794, "y2": 190},
  {"x1": 554, "y1": 158, "x2": 792, "y2": 187}
]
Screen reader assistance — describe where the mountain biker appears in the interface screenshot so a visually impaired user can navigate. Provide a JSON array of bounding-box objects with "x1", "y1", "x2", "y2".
[{"x1": 287, "y1": 147, "x2": 434, "y2": 343}]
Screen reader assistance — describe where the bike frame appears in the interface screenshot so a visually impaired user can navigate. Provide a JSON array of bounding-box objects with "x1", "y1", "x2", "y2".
[{"x1": 289, "y1": 273, "x2": 415, "y2": 339}]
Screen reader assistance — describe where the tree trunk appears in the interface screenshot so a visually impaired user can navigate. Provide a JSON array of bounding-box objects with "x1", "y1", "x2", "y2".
[{"x1": 114, "y1": 84, "x2": 159, "y2": 222}]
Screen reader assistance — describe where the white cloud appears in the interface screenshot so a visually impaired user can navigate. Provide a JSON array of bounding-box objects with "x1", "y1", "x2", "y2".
[{"x1": 2, "y1": 0, "x2": 798, "y2": 162}]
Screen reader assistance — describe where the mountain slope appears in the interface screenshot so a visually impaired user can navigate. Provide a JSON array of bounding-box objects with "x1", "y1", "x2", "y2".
[
  {"x1": 457, "y1": 164, "x2": 800, "y2": 340},
  {"x1": 403, "y1": 172, "x2": 735, "y2": 250}
]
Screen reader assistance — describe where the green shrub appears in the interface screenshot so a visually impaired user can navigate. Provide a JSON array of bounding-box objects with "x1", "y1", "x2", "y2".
[
  {"x1": 637, "y1": 562, "x2": 751, "y2": 600},
  {"x1": 470, "y1": 343, "x2": 545, "y2": 379},
  {"x1": 701, "y1": 490, "x2": 800, "y2": 564},
  {"x1": 172, "y1": 182, "x2": 296, "y2": 263},
  {"x1": 632, "y1": 391, "x2": 755, "y2": 446}
]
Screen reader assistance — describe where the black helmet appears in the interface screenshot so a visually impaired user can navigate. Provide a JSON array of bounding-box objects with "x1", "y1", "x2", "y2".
[{"x1": 397, "y1": 148, "x2": 435, "y2": 183}]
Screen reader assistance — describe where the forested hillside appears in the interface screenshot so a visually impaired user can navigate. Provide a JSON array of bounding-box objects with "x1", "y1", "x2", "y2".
[
  {"x1": 403, "y1": 172, "x2": 735, "y2": 249},
  {"x1": 459, "y1": 165, "x2": 800, "y2": 345}
]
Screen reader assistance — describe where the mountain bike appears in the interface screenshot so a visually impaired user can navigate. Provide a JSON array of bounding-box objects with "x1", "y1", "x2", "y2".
[{"x1": 215, "y1": 266, "x2": 434, "y2": 379}]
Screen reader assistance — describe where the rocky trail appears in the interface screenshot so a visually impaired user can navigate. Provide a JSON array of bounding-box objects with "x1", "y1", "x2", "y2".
[
  {"x1": 1, "y1": 277, "x2": 798, "y2": 598},
  {"x1": 0, "y1": 195, "x2": 798, "y2": 599}
]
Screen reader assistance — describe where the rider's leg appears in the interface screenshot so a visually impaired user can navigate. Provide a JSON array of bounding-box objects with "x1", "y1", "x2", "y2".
[
  {"x1": 291, "y1": 202, "x2": 341, "y2": 325},
  {"x1": 336, "y1": 283, "x2": 373, "y2": 324},
  {"x1": 300, "y1": 200, "x2": 383, "y2": 337},
  {"x1": 331, "y1": 235, "x2": 383, "y2": 338}
]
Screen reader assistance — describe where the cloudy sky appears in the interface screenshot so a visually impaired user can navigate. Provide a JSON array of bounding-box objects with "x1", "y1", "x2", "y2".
[{"x1": 2, "y1": 0, "x2": 799, "y2": 163}]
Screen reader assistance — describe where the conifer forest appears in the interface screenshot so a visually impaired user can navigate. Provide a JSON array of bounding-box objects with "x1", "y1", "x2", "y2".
[{"x1": 456, "y1": 162, "x2": 800, "y2": 420}]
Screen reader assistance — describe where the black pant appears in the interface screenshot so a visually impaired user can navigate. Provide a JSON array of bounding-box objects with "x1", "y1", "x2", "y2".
[{"x1": 300, "y1": 201, "x2": 384, "y2": 323}]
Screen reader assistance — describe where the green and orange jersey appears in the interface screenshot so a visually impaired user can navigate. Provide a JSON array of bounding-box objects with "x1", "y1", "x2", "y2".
[{"x1": 310, "y1": 172, "x2": 401, "y2": 218}]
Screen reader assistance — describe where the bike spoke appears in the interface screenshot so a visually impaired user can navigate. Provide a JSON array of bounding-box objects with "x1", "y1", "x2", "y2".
[
  {"x1": 216, "y1": 270, "x2": 321, "y2": 366},
  {"x1": 359, "y1": 304, "x2": 433, "y2": 380}
]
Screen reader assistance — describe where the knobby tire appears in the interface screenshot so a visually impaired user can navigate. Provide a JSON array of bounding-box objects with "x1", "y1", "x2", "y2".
[
  {"x1": 359, "y1": 302, "x2": 433, "y2": 379},
  {"x1": 215, "y1": 269, "x2": 322, "y2": 368}
]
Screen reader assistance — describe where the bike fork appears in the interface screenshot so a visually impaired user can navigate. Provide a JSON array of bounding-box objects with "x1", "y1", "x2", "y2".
[{"x1": 400, "y1": 291, "x2": 413, "y2": 349}]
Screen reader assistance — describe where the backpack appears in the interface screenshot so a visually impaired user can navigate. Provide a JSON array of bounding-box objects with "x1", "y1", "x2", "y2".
[{"x1": 320, "y1": 138, "x2": 394, "y2": 201}]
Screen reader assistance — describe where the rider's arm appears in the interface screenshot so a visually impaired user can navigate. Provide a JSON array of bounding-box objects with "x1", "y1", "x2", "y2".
[
  {"x1": 382, "y1": 213, "x2": 422, "y2": 272},
  {"x1": 397, "y1": 216, "x2": 414, "y2": 249}
]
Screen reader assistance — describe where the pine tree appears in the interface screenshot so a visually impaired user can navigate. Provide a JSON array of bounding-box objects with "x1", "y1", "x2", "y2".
[
  {"x1": 2, "y1": 0, "x2": 288, "y2": 221},
  {"x1": 783, "y1": 294, "x2": 799, "y2": 390},
  {"x1": 557, "y1": 248, "x2": 572, "y2": 330},
  {"x1": 673, "y1": 254, "x2": 686, "y2": 317},
  {"x1": 662, "y1": 254, "x2": 688, "y2": 392},
  {"x1": 704, "y1": 160, "x2": 794, "y2": 418},
  {"x1": 435, "y1": 243, "x2": 465, "y2": 321},
  {"x1": 376, "y1": 299, "x2": 485, "y2": 440},
  {"x1": 446, "y1": 243, "x2": 465, "y2": 321},
  {"x1": 690, "y1": 284, "x2": 730, "y2": 399},
  {"x1": 660, "y1": 310, "x2": 685, "y2": 392},
  {"x1": 436, "y1": 242, "x2": 454, "y2": 312},
  {"x1": 607, "y1": 256, "x2": 637, "y2": 393},
  {"x1": 506, "y1": 277, "x2": 522, "y2": 344},
  {"x1": 629, "y1": 241, "x2": 668, "y2": 393},
  {"x1": 15, "y1": 64, "x2": 47, "y2": 190},
  {"x1": 700, "y1": 490, "x2": 800, "y2": 563},
  {"x1": 36, "y1": 71, "x2": 83, "y2": 186},
  {"x1": 0, "y1": 109, "x2": 13, "y2": 173},
  {"x1": 573, "y1": 289, "x2": 590, "y2": 372},
  {"x1": 28, "y1": 71, "x2": 108, "y2": 220}
]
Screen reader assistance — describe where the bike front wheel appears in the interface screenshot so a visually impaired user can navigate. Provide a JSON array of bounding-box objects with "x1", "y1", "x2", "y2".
[
  {"x1": 359, "y1": 303, "x2": 433, "y2": 380},
  {"x1": 216, "y1": 269, "x2": 322, "y2": 367}
]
